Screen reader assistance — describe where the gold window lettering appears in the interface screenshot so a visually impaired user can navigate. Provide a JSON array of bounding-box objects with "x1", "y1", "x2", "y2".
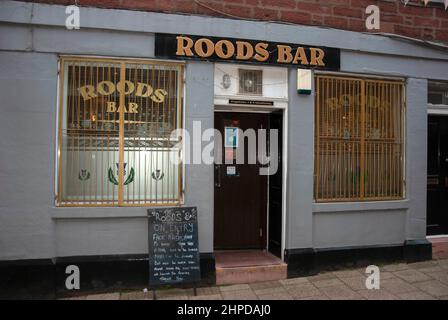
[
  {"x1": 57, "y1": 57, "x2": 184, "y2": 206},
  {"x1": 314, "y1": 75, "x2": 405, "y2": 202}
]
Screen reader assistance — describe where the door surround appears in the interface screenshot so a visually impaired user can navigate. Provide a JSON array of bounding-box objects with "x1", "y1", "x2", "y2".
[{"x1": 213, "y1": 105, "x2": 288, "y2": 260}]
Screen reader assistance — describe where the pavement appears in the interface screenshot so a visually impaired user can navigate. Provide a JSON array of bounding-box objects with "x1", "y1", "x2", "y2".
[{"x1": 65, "y1": 258, "x2": 448, "y2": 300}]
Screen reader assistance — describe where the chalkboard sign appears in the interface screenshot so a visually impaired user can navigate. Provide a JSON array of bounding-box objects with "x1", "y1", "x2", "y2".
[{"x1": 147, "y1": 207, "x2": 201, "y2": 286}]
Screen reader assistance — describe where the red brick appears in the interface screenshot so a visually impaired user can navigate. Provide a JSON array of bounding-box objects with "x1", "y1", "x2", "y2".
[
  {"x1": 379, "y1": 1, "x2": 398, "y2": 14},
  {"x1": 333, "y1": 7, "x2": 362, "y2": 19},
  {"x1": 125, "y1": 0, "x2": 158, "y2": 11},
  {"x1": 174, "y1": 0, "x2": 197, "y2": 14},
  {"x1": 253, "y1": 7, "x2": 279, "y2": 20},
  {"x1": 350, "y1": 0, "x2": 379, "y2": 9},
  {"x1": 436, "y1": 29, "x2": 448, "y2": 42},
  {"x1": 19, "y1": 0, "x2": 448, "y2": 44},
  {"x1": 414, "y1": 17, "x2": 440, "y2": 28},
  {"x1": 421, "y1": 28, "x2": 436, "y2": 40},
  {"x1": 379, "y1": 21, "x2": 395, "y2": 34},
  {"x1": 394, "y1": 25, "x2": 422, "y2": 38},
  {"x1": 280, "y1": 10, "x2": 311, "y2": 25},
  {"x1": 382, "y1": 13, "x2": 403, "y2": 24},
  {"x1": 260, "y1": 0, "x2": 296, "y2": 9},
  {"x1": 297, "y1": 3, "x2": 332, "y2": 15},
  {"x1": 311, "y1": 14, "x2": 324, "y2": 25},
  {"x1": 442, "y1": 20, "x2": 448, "y2": 29},
  {"x1": 398, "y1": 4, "x2": 434, "y2": 17},
  {"x1": 223, "y1": 4, "x2": 252, "y2": 18},
  {"x1": 348, "y1": 18, "x2": 366, "y2": 32},
  {"x1": 323, "y1": 16, "x2": 348, "y2": 29},
  {"x1": 435, "y1": 8, "x2": 448, "y2": 18}
]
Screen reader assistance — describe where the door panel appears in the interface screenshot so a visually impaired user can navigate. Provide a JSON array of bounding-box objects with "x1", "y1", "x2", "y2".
[
  {"x1": 214, "y1": 112, "x2": 268, "y2": 249},
  {"x1": 427, "y1": 115, "x2": 448, "y2": 235}
]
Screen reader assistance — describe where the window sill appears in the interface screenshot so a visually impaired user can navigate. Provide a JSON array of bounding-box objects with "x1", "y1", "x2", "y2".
[
  {"x1": 50, "y1": 207, "x2": 151, "y2": 219},
  {"x1": 313, "y1": 199, "x2": 409, "y2": 213}
]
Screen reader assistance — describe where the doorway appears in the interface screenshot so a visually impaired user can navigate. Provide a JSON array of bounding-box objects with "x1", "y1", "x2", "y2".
[
  {"x1": 214, "y1": 111, "x2": 283, "y2": 255},
  {"x1": 427, "y1": 115, "x2": 448, "y2": 235}
]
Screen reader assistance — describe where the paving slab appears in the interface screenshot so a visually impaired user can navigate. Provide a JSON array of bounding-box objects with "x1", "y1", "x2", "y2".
[
  {"x1": 382, "y1": 263, "x2": 410, "y2": 272},
  {"x1": 158, "y1": 295, "x2": 189, "y2": 300},
  {"x1": 156, "y1": 288, "x2": 192, "y2": 298},
  {"x1": 340, "y1": 276, "x2": 367, "y2": 291},
  {"x1": 120, "y1": 291, "x2": 146, "y2": 300},
  {"x1": 257, "y1": 292, "x2": 293, "y2": 300},
  {"x1": 413, "y1": 280, "x2": 448, "y2": 297},
  {"x1": 380, "y1": 278, "x2": 418, "y2": 294},
  {"x1": 396, "y1": 291, "x2": 437, "y2": 300},
  {"x1": 85, "y1": 293, "x2": 120, "y2": 300},
  {"x1": 196, "y1": 286, "x2": 221, "y2": 296},
  {"x1": 219, "y1": 284, "x2": 251, "y2": 292},
  {"x1": 190, "y1": 294, "x2": 223, "y2": 300},
  {"x1": 393, "y1": 269, "x2": 433, "y2": 283},
  {"x1": 358, "y1": 289, "x2": 397, "y2": 300},
  {"x1": 221, "y1": 289, "x2": 258, "y2": 300},
  {"x1": 429, "y1": 271, "x2": 448, "y2": 285},
  {"x1": 285, "y1": 283, "x2": 322, "y2": 299},
  {"x1": 279, "y1": 277, "x2": 310, "y2": 286},
  {"x1": 249, "y1": 280, "x2": 283, "y2": 291},
  {"x1": 319, "y1": 284, "x2": 364, "y2": 300},
  {"x1": 253, "y1": 286, "x2": 289, "y2": 296},
  {"x1": 312, "y1": 278, "x2": 345, "y2": 288},
  {"x1": 332, "y1": 269, "x2": 364, "y2": 279}
]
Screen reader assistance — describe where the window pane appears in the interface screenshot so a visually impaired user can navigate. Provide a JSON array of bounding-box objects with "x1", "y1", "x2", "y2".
[
  {"x1": 314, "y1": 76, "x2": 404, "y2": 202},
  {"x1": 58, "y1": 59, "x2": 183, "y2": 206}
]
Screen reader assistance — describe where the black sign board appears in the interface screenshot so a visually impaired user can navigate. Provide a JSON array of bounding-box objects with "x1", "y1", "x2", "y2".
[
  {"x1": 155, "y1": 33, "x2": 340, "y2": 71},
  {"x1": 147, "y1": 207, "x2": 201, "y2": 286},
  {"x1": 229, "y1": 99, "x2": 274, "y2": 106}
]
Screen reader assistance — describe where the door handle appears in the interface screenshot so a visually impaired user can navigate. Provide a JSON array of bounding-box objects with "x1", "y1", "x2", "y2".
[{"x1": 215, "y1": 165, "x2": 222, "y2": 188}]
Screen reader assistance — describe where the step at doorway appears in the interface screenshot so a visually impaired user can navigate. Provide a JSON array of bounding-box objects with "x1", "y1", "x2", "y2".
[{"x1": 215, "y1": 250, "x2": 287, "y2": 285}]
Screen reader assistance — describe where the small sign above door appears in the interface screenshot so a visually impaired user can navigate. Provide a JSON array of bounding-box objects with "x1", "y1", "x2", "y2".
[{"x1": 228, "y1": 99, "x2": 274, "y2": 106}]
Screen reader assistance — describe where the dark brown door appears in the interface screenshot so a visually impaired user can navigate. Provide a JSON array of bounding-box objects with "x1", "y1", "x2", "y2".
[
  {"x1": 427, "y1": 115, "x2": 448, "y2": 235},
  {"x1": 214, "y1": 112, "x2": 268, "y2": 249}
]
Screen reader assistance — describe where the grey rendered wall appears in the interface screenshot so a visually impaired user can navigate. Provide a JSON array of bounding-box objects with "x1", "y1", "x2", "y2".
[
  {"x1": 285, "y1": 69, "x2": 314, "y2": 250},
  {"x1": 1, "y1": 0, "x2": 446, "y2": 260},
  {"x1": 0, "y1": 51, "x2": 57, "y2": 260}
]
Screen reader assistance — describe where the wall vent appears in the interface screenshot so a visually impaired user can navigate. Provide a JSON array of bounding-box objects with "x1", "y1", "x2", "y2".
[{"x1": 238, "y1": 69, "x2": 262, "y2": 95}]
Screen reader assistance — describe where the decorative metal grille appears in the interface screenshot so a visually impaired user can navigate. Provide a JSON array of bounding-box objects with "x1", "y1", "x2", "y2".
[
  {"x1": 57, "y1": 57, "x2": 184, "y2": 206},
  {"x1": 314, "y1": 75, "x2": 405, "y2": 202},
  {"x1": 238, "y1": 69, "x2": 262, "y2": 95}
]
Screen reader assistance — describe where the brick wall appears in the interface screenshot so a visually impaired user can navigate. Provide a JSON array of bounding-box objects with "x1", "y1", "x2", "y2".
[{"x1": 24, "y1": 0, "x2": 448, "y2": 43}]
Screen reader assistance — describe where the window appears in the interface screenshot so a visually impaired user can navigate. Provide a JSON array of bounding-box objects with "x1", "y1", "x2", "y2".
[
  {"x1": 428, "y1": 81, "x2": 448, "y2": 105},
  {"x1": 314, "y1": 75, "x2": 405, "y2": 202},
  {"x1": 57, "y1": 57, "x2": 184, "y2": 206}
]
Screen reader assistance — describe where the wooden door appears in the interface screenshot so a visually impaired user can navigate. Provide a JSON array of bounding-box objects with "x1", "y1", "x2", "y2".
[{"x1": 214, "y1": 112, "x2": 268, "y2": 249}]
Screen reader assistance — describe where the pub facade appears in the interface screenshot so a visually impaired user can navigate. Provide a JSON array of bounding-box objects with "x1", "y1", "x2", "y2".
[{"x1": 0, "y1": 0, "x2": 447, "y2": 293}]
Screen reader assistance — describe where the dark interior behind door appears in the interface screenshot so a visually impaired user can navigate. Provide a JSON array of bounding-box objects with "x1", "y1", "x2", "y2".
[{"x1": 427, "y1": 115, "x2": 448, "y2": 235}]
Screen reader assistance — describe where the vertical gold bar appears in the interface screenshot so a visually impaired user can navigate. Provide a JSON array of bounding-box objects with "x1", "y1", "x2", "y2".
[
  {"x1": 316, "y1": 77, "x2": 320, "y2": 200},
  {"x1": 360, "y1": 80, "x2": 365, "y2": 199},
  {"x1": 57, "y1": 58, "x2": 65, "y2": 204},
  {"x1": 118, "y1": 62, "x2": 126, "y2": 205}
]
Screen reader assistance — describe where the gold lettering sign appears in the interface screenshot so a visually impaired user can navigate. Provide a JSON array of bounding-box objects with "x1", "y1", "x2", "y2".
[
  {"x1": 175, "y1": 35, "x2": 327, "y2": 67},
  {"x1": 77, "y1": 80, "x2": 168, "y2": 114}
]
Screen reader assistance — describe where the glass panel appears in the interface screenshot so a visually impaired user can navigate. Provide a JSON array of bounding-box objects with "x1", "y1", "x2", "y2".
[
  {"x1": 60, "y1": 61, "x2": 121, "y2": 205},
  {"x1": 314, "y1": 76, "x2": 404, "y2": 202},
  {"x1": 122, "y1": 63, "x2": 181, "y2": 204}
]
